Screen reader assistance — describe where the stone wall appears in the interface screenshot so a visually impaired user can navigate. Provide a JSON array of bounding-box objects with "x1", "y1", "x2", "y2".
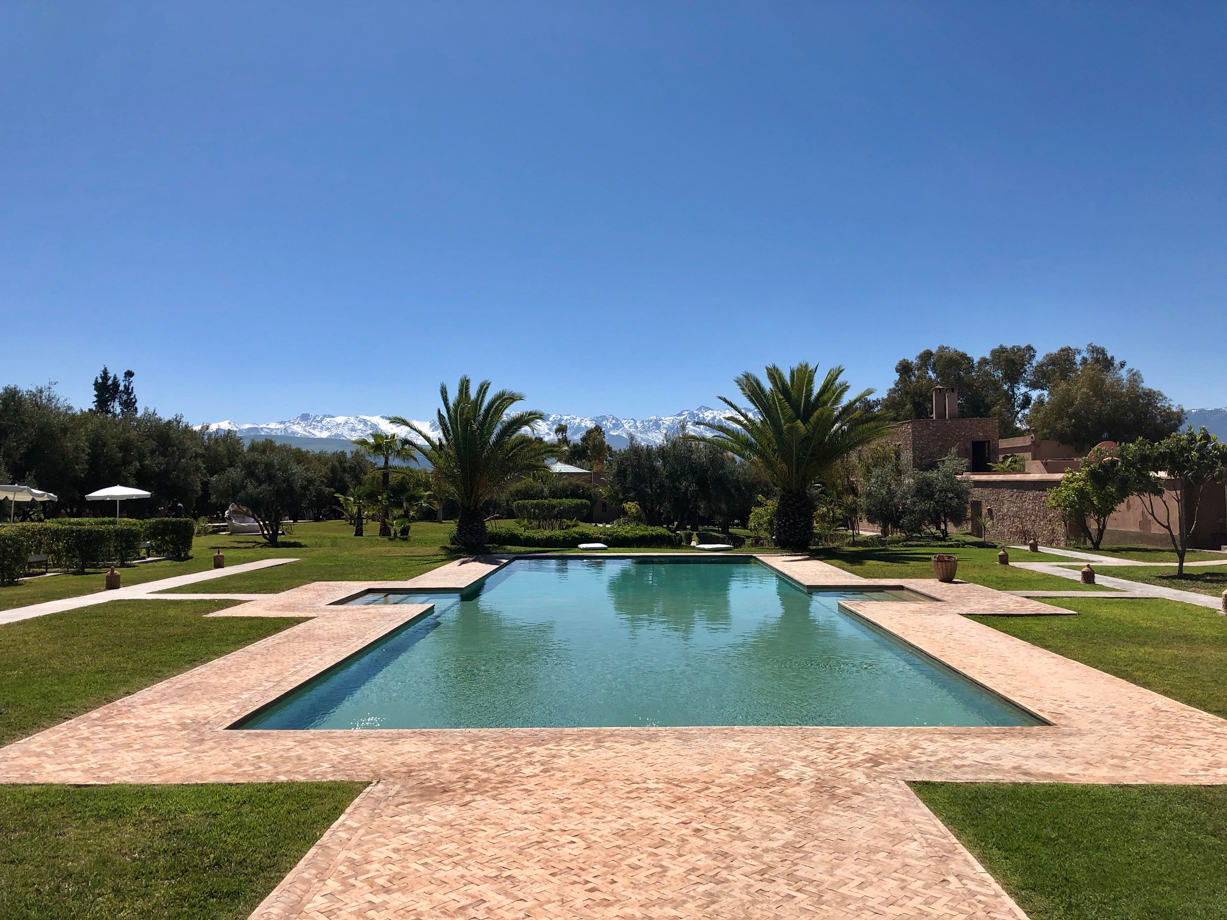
[
  {"x1": 969, "y1": 479, "x2": 1068, "y2": 546},
  {"x1": 884, "y1": 418, "x2": 999, "y2": 470}
]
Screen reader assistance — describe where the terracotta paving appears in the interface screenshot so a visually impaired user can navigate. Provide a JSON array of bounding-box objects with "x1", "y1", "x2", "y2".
[{"x1": 1, "y1": 555, "x2": 1225, "y2": 919}]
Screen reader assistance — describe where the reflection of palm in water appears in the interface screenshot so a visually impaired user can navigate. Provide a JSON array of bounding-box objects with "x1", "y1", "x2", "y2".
[{"x1": 606, "y1": 561, "x2": 752, "y2": 635}]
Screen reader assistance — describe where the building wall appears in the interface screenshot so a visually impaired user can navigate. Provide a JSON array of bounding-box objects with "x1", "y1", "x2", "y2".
[
  {"x1": 1107, "y1": 481, "x2": 1227, "y2": 550},
  {"x1": 883, "y1": 418, "x2": 999, "y2": 470},
  {"x1": 968, "y1": 478, "x2": 1069, "y2": 546}
]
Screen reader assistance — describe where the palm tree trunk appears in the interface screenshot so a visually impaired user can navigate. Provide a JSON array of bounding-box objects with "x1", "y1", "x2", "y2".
[
  {"x1": 774, "y1": 491, "x2": 814, "y2": 552},
  {"x1": 454, "y1": 507, "x2": 488, "y2": 548},
  {"x1": 354, "y1": 501, "x2": 364, "y2": 537},
  {"x1": 379, "y1": 465, "x2": 391, "y2": 537}
]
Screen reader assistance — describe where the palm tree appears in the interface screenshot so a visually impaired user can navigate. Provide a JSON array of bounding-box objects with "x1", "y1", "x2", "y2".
[
  {"x1": 390, "y1": 377, "x2": 549, "y2": 548},
  {"x1": 352, "y1": 431, "x2": 418, "y2": 537},
  {"x1": 693, "y1": 363, "x2": 892, "y2": 552}
]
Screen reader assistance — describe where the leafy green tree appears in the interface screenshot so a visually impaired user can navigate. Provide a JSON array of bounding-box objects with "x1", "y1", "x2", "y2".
[
  {"x1": 1120, "y1": 428, "x2": 1227, "y2": 575},
  {"x1": 1027, "y1": 345, "x2": 1183, "y2": 450},
  {"x1": 899, "y1": 455, "x2": 971, "y2": 539},
  {"x1": 861, "y1": 462, "x2": 906, "y2": 536},
  {"x1": 352, "y1": 431, "x2": 418, "y2": 537},
  {"x1": 605, "y1": 439, "x2": 668, "y2": 525},
  {"x1": 880, "y1": 345, "x2": 1037, "y2": 433},
  {"x1": 210, "y1": 441, "x2": 322, "y2": 546},
  {"x1": 391, "y1": 377, "x2": 548, "y2": 548},
  {"x1": 1046, "y1": 445, "x2": 1132, "y2": 549},
  {"x1": 569, "y1": 425, "x2": 610, "y2": 468},
  {"x1": 694, "y1": 363, "x2": 891, "y2": 551}
]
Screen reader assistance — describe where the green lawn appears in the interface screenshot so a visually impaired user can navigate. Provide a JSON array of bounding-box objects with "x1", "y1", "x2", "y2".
[
  {"x1": 913, "y1": 783, "x2": 1227, "y2": 920},
  {"x1": 0, "y1": 521, "x2": 457, "y2": 608},
  {"x1": 810, "y1": 544, "x2": 1111, "y2": 592},
  {"x1": 1096, "y1": 565, "x2": 1227, "y2": 599},
  {"x1": 970, "y1": 597, "x2": 1227, "y2": 719},
  {"x1": 0, "y1": 782, "x2": 364, "y2": 920},
  {"x1": 0, "y1": 599, "x2": 303, "y2": 746}
]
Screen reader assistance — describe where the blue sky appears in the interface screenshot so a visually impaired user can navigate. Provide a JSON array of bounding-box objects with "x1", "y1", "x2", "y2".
[{"x1": 1, "y1": 2, "x2": 1224, "y2": 422}]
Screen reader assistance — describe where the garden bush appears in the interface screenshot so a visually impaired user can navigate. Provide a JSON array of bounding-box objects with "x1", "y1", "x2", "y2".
[
  {"x1": 10, "y1": 519, "x2": 146, "y2": 570},
  {"x1": 143, "y1": 518, "x2": 195, "y2": 560},
  {"x1": 485, "y1": 524, "x2": 682, "y2": 549},
  {"x1": 0, "y1": 528, "x2": 31, "y2": 586},
  {"x1": 511, "y1": 499, "x2": 592, "y2": 528}
]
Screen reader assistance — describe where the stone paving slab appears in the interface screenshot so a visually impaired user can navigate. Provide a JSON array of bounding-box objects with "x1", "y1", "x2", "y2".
[
  {"x1": 1010, "y1": 545, "x2": 1227, "y2": 567},
  {"x1": 1005, "y1": 590, "x2": 1152, "y2": 599},
  {"x1": 2, "y1": 558, "x2": 1226, "y2": 919},
  {"x1": 1014, "y1": 561, "x2": 1225, "y2": 610}
]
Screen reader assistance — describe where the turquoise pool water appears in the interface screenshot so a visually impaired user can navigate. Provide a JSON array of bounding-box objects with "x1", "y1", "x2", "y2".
[{"x1": 237, "y1": 558, "x2": 1038, "y2": 730}]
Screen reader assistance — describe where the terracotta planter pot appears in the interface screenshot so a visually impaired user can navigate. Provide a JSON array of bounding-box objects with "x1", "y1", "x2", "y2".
[{"x1": 931, "y1": 554, "x2": 959, "y2": 583}]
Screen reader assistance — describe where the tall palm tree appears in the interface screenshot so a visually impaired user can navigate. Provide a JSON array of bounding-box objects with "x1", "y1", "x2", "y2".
[
  {"x1": 390, "y1": 377, "x2": 549, "y2": 548},
  {"x1": 352, "y1": 431, "x2": 418, "y2": 537},
  {"x1": 693, "y1": 363, "x2": 893, "y2": 552}
]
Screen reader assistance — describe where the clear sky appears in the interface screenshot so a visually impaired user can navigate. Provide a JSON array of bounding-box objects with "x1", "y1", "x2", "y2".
[{"x1": 2, "y1": 1, "x2": 1224, "y2": 423}]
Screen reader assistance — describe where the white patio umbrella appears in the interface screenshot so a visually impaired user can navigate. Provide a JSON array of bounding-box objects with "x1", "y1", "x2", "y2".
[
  {"x1": 0, "y1": 485, "x2": 59, "y2": 525},
  {"x1": 85, "y1": 485, "x2": 152, "y2": 521}
]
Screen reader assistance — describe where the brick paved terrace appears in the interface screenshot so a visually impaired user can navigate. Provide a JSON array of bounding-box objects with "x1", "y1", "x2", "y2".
[{"x1": 1, "y1": 553, "x2": 1224, "y2": 919}]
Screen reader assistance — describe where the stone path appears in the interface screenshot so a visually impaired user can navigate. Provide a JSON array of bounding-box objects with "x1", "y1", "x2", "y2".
[
  {"x1": 0, "y1": 558, "x2": 299, "y2": 625},
  {"x1": 1, "y1": 554, "x2": 1224, "y2": 918},
  {"x1": 1012, "y1": 560, "x2": 1225, "y2": 610},
  {"x1": 1008, "y1": 544, "x2": 1227, "y2": 567}
]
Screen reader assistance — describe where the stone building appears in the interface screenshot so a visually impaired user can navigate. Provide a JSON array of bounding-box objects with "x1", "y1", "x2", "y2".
[
  {"x1": 866, "y1": 386, "x2": 1227, "y2": 549},
  {"x1": 877, "y1": 387, "x2": 997, "y2": 471}
]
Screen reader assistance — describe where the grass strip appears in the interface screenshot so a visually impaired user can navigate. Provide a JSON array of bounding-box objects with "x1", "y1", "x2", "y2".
[
  {"x1": 0, "y1": 782, "x2": 364, "y2": 920},
  {"x1": 913, "y1": 782, "x2": 1227, "y2": 920},
  {"x1": 970, "y1": 597, "x2": 1227, "y2": 718}
]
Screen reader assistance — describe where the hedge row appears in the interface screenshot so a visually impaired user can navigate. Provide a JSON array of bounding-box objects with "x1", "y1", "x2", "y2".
[
  {"x1": 511, "y1": 499, "x2": 592, "y2": 527},
  {"x1": 486, "y1": 524, "x2": 682, "y2": 549},
  {"x1": 0, "y1": 518, "x2": 196, "y2": 583}
]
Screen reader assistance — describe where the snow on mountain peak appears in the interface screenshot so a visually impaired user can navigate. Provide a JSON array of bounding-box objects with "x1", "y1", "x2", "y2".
[{"x1": 201, "y1": 406, "x2": 743, "y2": 448}]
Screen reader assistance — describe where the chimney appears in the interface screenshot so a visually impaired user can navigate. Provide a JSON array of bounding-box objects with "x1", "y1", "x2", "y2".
[{"x1": 932, "y1": 386, "x2": 959, "y2": 420}]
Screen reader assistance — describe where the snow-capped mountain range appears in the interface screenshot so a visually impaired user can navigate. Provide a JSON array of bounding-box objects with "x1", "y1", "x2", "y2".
[
  {"x1": 202, "y1": 407, "x2": 741, "y2": 450},
  {"x1": 203, "y1": 405, "x2": 1227, "y2": 450}
]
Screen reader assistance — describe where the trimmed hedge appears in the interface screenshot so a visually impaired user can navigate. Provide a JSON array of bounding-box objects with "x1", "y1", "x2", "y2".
[
  {"x1": 143, "y1": 518, "x2": 195, "y2": 560},
  {"x1": 0, "y1": 528, "x2": 30, "y2": 586},
  {"x1": 511, "y1": 499, "x2": 592, "y2": 527},
  {"x1": 486, "y1": 524, "x2": 682, "y2": 549},
  {"x1": 0, "y1": 518, "x2": 196, "y2": 579}
]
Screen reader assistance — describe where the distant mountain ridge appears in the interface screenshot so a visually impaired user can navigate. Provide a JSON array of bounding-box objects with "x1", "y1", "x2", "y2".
[
  {"x1": 205, "y1": 405, "x2": 1227, "y2": 451},
  {"x1": 203, "y1": 407, "x2": 740, "y2": 451},
  {"x1": 1186, "y1": 407, "x2": 1227, "y2": 440}
]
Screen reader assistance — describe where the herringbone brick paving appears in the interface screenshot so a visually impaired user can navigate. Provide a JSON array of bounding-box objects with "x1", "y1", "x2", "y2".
[{"x1": 0, "y1": 555, "x2": 1223, "y2": 919}]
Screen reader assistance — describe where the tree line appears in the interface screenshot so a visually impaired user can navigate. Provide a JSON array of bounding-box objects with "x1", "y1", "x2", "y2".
[
  {"x1": 0, "y1": 377, "x2": 374, "y2": 523},
  {"x1": 879, "y1": 342, "x2": 1185, "y2": 448}
]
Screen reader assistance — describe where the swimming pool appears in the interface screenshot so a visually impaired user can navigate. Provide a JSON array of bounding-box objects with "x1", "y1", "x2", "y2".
[{"x1": 236, "y1": 558, "x2": 1039, "y2": 730}]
